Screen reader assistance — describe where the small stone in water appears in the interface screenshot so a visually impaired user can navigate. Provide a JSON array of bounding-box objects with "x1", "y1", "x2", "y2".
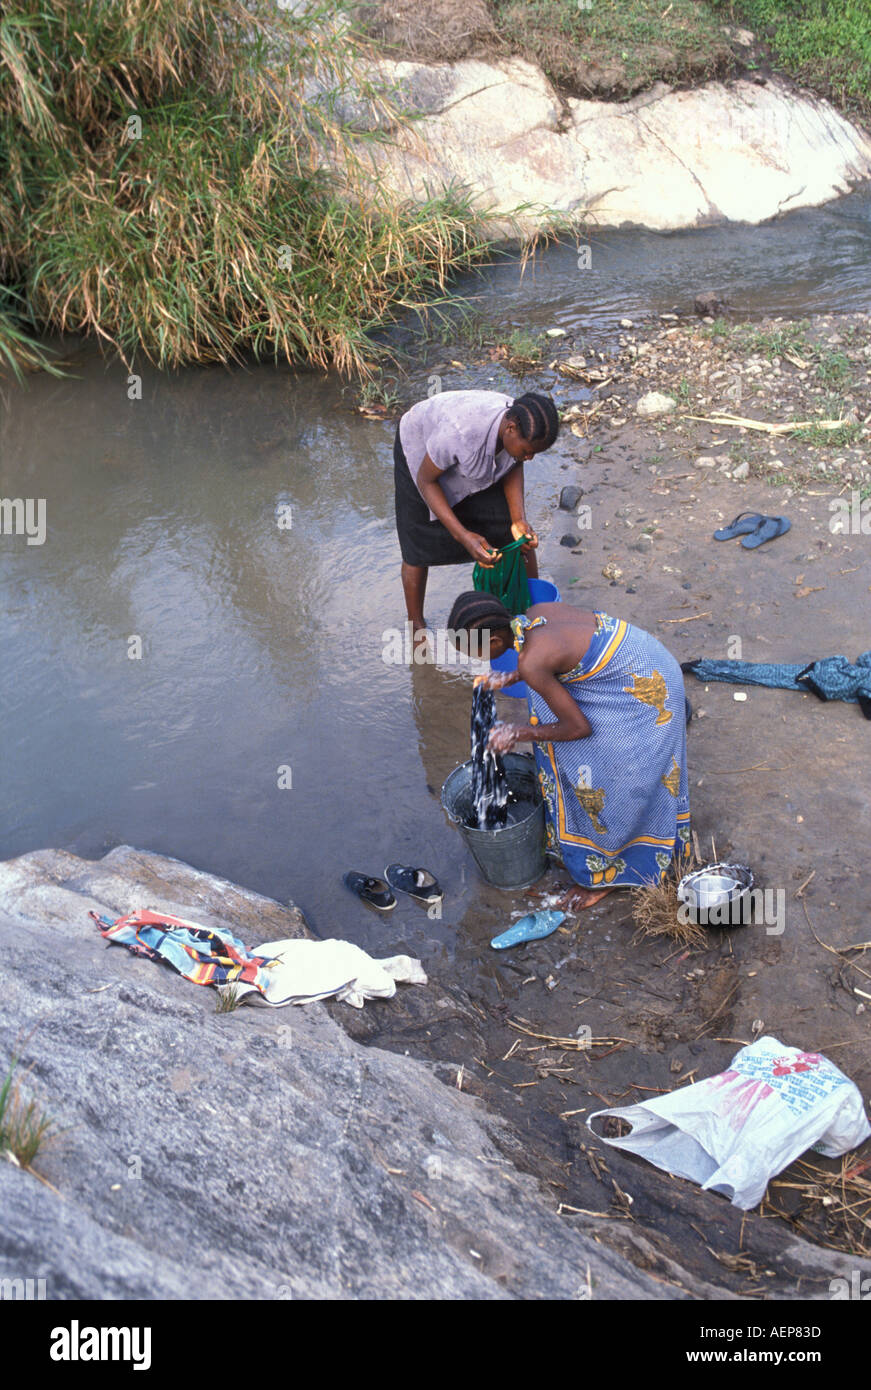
[{"x1": 559, "y1": 484, "x2": 583, "y2": 511}]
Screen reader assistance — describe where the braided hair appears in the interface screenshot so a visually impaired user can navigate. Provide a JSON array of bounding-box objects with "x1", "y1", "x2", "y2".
[
  {"x1": 448, "y1": 591, "x2": 513, "y2": 638},
  {"x1": 505, "y1": 391, "x2": 560, "y2": 450}
]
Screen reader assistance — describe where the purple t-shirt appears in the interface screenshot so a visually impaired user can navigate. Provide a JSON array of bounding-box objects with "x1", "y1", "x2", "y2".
[{"x1": 399, "y1": 390, "x2": 516, "y2": 520}]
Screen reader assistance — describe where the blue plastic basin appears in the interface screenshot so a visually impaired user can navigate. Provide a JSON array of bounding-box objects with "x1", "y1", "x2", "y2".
[{"x1": 490, "y1": 576, "x2": 561, "y2": 700}]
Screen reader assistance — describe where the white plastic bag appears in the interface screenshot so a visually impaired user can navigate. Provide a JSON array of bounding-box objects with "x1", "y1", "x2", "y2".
[{"x1": 587, "y1": 1036, "x2": 871, "y2": 1210}]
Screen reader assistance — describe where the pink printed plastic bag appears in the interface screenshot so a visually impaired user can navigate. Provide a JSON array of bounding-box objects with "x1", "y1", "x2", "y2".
[{"x1": 587, "y1": 1036, "x2": 871, "y2": 1210}]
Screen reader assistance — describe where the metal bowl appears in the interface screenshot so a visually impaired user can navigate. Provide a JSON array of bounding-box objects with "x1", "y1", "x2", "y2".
[{"x1": 678, "y1": 862, "x2": 754, "y2": 927}]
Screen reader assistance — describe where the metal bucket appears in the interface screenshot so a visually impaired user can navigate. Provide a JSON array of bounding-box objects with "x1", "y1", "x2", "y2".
[{"x1": 440, "y1": 752, "x2": 547, "y2": 890}]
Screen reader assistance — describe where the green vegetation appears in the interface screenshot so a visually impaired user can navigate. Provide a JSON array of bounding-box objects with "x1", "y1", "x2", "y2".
[
  {"x1": 815, "y1": 348, "x2": 854, "y2": 390},
  {"x1": 731, "y1": 320, "x2": 811, "y2": 360},
  {"x1": 707, "y1": 321, "x2": 863, "y2": 392},
  {"x1": 441, "y1": 307, "x2": 501, "y2": 350},
  {"x1": 4, "y1": 1, "x2": 868, "y2": 381},
  {"x1": 215, "y1": 983, "x2": 243, "y2": 1013},
  {"x1": 0, "y1": 285, "x2": 62, "y2": 377},
  {"x1": 493, "y1": 0, "x2": 871, "y2": 116},
  {"x1": 729, "y1": 439, "x2": 753, "y2": 464},
  {"x1": 363, "y1": 0, "x2": 871, "y2": 119},
  {"x1": 763, "y1": 469, "x2": 791, "y2": 486},
  {"x1": 358, "y1": 370, "x2": 400, "y2": 410},
  {"x1": 422, "y1": 309, "x2": 547, "y2": 362},
  {"x1": 716, "y1": 0, "x2": 871, "y2": 119},
  {"x1": 0, "y1": 0, "x2": 491, "y2": 379},
  {"x1": 0, "y1": 1054, "x2": 54, "y2": 1168},
  {"x1": 492, "y1": 0, "x2": 731, "y2": 97},
  {"x1": 506, "y1": 328, "x2": 542, "y2": 362},
  {"x1": 790, "y1": 417, "x2": 862, "y2": 448}
]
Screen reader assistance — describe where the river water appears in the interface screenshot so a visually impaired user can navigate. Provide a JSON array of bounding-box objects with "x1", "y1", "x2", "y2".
[{"x1": 2, "y1": 192, "x2": 870, "y2": 961}]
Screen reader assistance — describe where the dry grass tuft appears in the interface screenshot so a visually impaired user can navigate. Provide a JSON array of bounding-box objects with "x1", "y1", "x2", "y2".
[
  {"x1": 353, "y1": 0, "x2": 497, "y2": 63},
  {"x1": 630, "y1": 851, "x2": 705, "y2": 948}
]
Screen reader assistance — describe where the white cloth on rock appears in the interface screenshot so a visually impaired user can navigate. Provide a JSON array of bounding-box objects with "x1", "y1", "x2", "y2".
[{"x1": 228, "y1": 937, "x2": 427, "y2": 1009}]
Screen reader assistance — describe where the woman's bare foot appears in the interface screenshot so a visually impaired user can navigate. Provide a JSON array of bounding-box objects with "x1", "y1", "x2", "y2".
[{"x1": 557, "y1": 885, "x2": 614, "y2": 911}]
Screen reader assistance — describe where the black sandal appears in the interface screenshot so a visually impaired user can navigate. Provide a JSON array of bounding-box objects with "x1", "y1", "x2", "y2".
[
  {"x1": 343, "y1": 872, "x2": 396, "y2": 911},
  {"x1": 385, "y1": 864, "x2": 443, "y2": 905}
]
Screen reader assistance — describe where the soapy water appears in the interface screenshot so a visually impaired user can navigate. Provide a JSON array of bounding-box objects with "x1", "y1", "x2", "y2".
[{"x1": 467, "y1": 684, "x2": 510, "y2": 830}]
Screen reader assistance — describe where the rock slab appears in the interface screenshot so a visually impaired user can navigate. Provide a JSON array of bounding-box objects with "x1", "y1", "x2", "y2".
[
  {"x1": 0, "y1": 845, "x2": 682, "y2": 1300},
  {"x1": 365, "y1": 59, "x2": 871, "y2": 231}
]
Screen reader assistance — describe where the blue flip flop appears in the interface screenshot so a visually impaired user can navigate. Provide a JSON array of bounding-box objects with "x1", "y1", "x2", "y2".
[
  {"x1": 741, "y1": 515, "x2": 790, "y2": 549},
  {"x1": 490, "y1": 909, "x2": 566, "y2": 950},
  {"x1": 713, "y1": 511, "x2": 766, "y2": 541}
]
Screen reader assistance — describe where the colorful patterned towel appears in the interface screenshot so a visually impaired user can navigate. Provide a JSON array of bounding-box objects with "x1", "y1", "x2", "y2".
[
  {"x1": 515, "y1": 612, "x2": 691, "y2": 888},
  {"x1": 91, "y1": 909, "x2": 279, "y2": 993}
]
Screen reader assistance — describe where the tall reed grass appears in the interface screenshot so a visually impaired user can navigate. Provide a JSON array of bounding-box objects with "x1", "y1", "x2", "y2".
[{"x1": 0, "y1": 0, "x2": 491, "y2": 378}]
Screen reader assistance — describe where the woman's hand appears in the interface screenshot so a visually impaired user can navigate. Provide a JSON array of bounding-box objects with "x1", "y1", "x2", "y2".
[
  {"x1": 488, "y1": 722, "x2": 525, "y2": 754},
  {"x1": 511, "y1": 520, "x2": 539, "y2": 553},
  {"x1": 474, "y1": 671, "x2": 519, "y2": 692},
  {"x1": 464, "y1": 532, "x2": 502, "y2": 567}
]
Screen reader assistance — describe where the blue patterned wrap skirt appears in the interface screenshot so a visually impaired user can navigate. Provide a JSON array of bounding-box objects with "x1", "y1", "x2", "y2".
[{"x1": 514, "y1": 612, "x2": 691, "y2": 887}]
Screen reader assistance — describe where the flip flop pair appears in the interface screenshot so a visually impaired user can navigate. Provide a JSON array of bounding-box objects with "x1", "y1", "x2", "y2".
[
  {"x1": 714, "y1": 512, "x2": 791, "y2": 549},
  {"x1": 343, "y1": 865, "x2": 443, "y2": 912}
]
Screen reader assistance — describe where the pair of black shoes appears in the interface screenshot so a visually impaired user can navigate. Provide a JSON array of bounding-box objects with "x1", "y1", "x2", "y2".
[{"x1": 343, "y1": 864, "x2": 443, "y2": 912}]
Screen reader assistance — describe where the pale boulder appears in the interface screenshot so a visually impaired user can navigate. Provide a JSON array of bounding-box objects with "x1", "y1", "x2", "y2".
[{"x1": 364, "y1": 59, "x2": 871, "y2": 232}]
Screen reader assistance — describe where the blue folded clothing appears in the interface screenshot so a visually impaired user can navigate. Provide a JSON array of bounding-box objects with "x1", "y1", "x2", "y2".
[{"x1": 682, "y1": 653, "x2": 871, "y2": 719}]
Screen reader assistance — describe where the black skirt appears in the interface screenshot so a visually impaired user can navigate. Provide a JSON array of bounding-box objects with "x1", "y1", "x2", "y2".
[{"x1": 393, "y1": 426, "x2": 514, "y2": 567}]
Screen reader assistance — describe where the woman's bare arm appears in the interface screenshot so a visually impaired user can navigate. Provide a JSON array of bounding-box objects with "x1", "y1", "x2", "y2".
[
  {"x1": 488, "y1": 656, "x2": 591, "y2": 751},
  {"x1": 416, "y1": 453, "x2": 502, "y2": 566},
  {"x1": 501, "y1": 463, "x2": 526, "y2": 527}
]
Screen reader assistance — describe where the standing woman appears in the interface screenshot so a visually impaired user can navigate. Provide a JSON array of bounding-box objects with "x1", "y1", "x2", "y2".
[{"x1": 394, "y1": 390, "x2": 560, "y2": 636}]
